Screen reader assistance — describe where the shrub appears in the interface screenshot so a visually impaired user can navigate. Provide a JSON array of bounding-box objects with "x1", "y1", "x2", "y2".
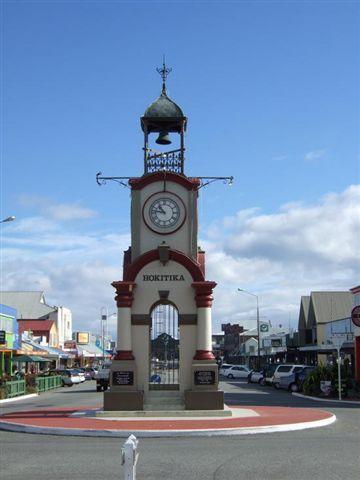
[
  {"x1": 25, "y1": 374, "x2": 37, "y2": 389},
  {"x1": 302, "y1": 364, "x2": 334, "y2": 396},
  {"x1": 303, "y1": 363, "x2": 353, "y2": 397},
  {"x1": 26, "y1": 386, "x2": 37, "y2": 394},
  {"x1": 0, "y1": 386, "x2": 6, "y2": 399}
]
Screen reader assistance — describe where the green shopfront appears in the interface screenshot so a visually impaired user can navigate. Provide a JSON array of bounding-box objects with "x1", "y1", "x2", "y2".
[{"x1": 0, "y1": 304, "x2": 19, "y2": 377}]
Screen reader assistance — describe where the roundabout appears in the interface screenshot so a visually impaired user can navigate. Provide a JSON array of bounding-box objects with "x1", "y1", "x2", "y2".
[{"x1": 0, "y1": 404, "x2": 336, "y2": 437}]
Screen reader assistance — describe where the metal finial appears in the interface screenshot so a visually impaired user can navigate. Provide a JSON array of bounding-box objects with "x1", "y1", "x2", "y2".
[{"x1": 156, "y1": 55, "x2": 172, "y2": 93}]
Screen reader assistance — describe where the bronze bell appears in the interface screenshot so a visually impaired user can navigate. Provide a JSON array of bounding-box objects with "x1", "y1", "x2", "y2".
[{"x1": 156, "y1": 131, "x2": 171, "y2": 145}]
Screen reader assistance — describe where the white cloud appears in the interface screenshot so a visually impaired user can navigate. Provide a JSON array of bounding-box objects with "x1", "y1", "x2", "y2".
[
  {"x1": 44, "y1": 204, "x2": 97, "y2": 220},
  {"x1": 1, "y1": 206, "x2": 130, "y2": 337},
  {"x1": 304, "y1": 149, "x2": 326, "y2": 162},
  {"x1": 17, "y1": 195, "x2": 97, "y2": 221},
  {"x1": 202, "y1": 185, "x2": 359, "y2": 331},
  {"x1": 2, "y1": 185, "x2": 358, "y2": 338}
]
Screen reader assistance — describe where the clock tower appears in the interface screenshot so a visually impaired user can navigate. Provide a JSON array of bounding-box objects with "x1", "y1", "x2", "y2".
[{"x1": 104, "y1": 62, "x2": 224, "y2": 411}]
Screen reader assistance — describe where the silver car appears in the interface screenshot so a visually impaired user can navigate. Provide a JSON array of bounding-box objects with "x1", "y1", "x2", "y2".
[{"x1": 248, "y1": 370, "x2": 264, "y2": 384}]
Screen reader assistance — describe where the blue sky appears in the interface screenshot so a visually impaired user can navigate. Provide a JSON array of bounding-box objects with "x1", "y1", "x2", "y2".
[{"x1": 1, "y1": 1, "x2": 359, "y2": 335}]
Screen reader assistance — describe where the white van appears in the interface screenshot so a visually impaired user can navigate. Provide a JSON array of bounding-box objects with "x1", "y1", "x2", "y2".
[{"x1": 273, "y1": 365, "x2": 306, "y2": 389}]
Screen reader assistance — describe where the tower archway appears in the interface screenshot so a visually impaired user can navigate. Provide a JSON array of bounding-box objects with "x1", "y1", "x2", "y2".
[{"x1": 149, "y1": 301, "x2": 179, "y2": 390}]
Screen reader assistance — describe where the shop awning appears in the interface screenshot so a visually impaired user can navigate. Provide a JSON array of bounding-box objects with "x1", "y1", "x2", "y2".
[
  {"x1": 77, "y1": 344, "x2": 110, "y2": 358},
  {"x1": 13, "y1": 355, "x2": 51, "y2": 363}
]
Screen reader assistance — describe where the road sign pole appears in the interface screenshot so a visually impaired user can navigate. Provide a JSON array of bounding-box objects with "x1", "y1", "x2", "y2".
[
  {"x1": 332, "y1": 334, "x2": 346, "y2": 401},
  {"x1": 337, "y1": 347, "x2": 342, "y2": 401}
]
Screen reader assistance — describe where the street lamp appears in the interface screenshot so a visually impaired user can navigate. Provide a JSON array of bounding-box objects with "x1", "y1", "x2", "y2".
[
  {"x1": 100, "y1": 307, "x2": 108, "y2": 364},
  {"x1": 0, "y1": 216, "x2": 15, "y2": 223},
  {"x1": 238, "y1": 288, "x2": 261, "y2": 369}
]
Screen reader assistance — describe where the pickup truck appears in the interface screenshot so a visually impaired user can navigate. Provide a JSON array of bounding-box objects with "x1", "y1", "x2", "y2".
[{"x1": 95, "y1": 363, "x2": 111, "y2": 392}]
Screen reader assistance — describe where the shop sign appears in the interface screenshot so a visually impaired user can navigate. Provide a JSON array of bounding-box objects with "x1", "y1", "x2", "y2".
[
  {"x1": 320, "y1": 381, "x2": 331, "y2": 396},
  {"x1": 76, "y1": 332, "x2": 89, "y2": 345},
  {"x1": 351, "y1": 305, "x2": 360, "y2": 327},
  {"x1": 0, "y1": 330, "x2": 6, "y2": 345}
]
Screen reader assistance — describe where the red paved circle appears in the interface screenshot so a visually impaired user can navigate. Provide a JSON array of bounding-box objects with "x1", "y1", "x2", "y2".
[{"x1": 0, "y1": 406, "x2": 334, "y2": 432}]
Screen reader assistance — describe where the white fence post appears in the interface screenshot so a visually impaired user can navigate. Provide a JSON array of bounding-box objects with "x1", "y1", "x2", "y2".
[{"x1": 121, "y1": 434, "x2": 139, "y2": 480}]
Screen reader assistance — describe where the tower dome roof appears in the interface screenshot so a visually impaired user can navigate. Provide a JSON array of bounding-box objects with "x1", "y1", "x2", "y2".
[{"x1": 143, "y1": 90, "x2": 184, "y2": 118}]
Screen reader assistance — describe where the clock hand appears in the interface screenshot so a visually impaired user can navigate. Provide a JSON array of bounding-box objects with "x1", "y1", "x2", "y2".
[{"x1": 157, "y1": 205, "x2": 166, "y2": 214}]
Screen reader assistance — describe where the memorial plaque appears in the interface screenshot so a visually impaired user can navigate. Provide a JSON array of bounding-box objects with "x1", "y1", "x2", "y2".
[
  {"x1": 112, "y1": 371, "x2": 134, "y2": 386},
  {"x1": 194, "y1": 370, "x2": 215, "y2": 386}
]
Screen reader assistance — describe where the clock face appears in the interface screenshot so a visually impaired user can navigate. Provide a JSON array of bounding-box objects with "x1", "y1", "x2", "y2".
[
  {"x1": 143, "y1": 191, "x2": 186, "y2": 234},
  {"x1": 149, "y1": 198, "x2": 180, "y2": 228}
]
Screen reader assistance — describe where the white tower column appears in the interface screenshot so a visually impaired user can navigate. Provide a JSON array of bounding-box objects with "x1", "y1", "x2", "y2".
[
  {"x1": 192, "y1": 281, "x2": 217, "y2": 361},
  {"x1": 117, "y1": 307, "x2": 132, "y2": 351}
]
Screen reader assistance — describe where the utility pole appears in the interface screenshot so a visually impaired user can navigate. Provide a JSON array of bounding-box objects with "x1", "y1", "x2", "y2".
[
  {"x1": 101, "y1": 307, "x2": 107, "y2": 364},
  {"x1": 238, "y1": 289, "x2": 261, "y2": 370}
]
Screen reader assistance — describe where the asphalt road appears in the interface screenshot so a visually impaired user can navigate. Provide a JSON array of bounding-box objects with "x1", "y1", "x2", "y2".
[{"x1": 1, "y1": 380, "x2": 359, "y2": 480}]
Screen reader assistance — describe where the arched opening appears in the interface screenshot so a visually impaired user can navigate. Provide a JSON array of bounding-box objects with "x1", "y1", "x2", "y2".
[{"x1": 149, "y1": 302, "x2": 179, "y2": 390}]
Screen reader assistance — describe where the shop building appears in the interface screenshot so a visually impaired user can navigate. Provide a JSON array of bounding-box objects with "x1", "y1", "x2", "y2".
[
  {"x1": 18, "y1": 320, "x2": 59, "y2": 347},
  {"x1": 0, "y1": 304, "x2": 19, "y2": 376},
  {"x1": 297, "y1": 291, "x2": 354, "y2": 366},
  {"x1": 1, "y1": 291, "x2": 72, "y2": 347}
]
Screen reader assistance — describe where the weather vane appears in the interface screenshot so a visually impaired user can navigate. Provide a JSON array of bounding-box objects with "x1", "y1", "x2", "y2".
[{"x1": 156, "y1": 55, "x2": 172, "y2": 93}]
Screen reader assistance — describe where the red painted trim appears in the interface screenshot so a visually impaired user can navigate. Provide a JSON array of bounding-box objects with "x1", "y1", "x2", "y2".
[
  {"x1": 193, "y1": 350, "x2": 215, "y2": 360},
  {"x1": 113, "y1": 350, "x2": 135, "y2": 361},
  {"x1": 355, "y1": 337, "x2": 360, "y2": 383},
  {"x1": 351, "y1": 305, "x2": 360, "y2": 327},
  {"x1": 350, "y1": 285, "x2": 360, "y2": 294},
  {"x1": 141, "y1": 190, "x2": 187, "y2": 236},
  {"x1": 129, "y1": 172, "x2": 200, "y2": 191},
  {"x1": 124, "y1": 249, "x2": 205, "y2": 282},
  {"x1": 192, "y1": 281, "x2": 217, "y2": 307},
  {"x1": 111, "y1": 281, "x2": 137, "y2": 307}
]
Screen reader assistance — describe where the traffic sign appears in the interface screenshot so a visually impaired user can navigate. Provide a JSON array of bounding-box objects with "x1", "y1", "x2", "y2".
[
  {"x1": 351, "y1": 305, "x2": 360, "y2": 327},
  {"x1": 331, "y1": 334, "x2": 347, "y2": 348}
]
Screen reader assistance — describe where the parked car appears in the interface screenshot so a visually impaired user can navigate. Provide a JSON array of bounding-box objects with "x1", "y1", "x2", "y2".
[
  {"x1": 84, "y1": 367, "x2": 97, "y2": 380},
  {"x1": 278, "y1": 366, "x2": 316, "y2": 392},
  {"x1": 72, "y1": 368, "x2": 86, "y2": 382},
  {"x1": 50, "y1": 369, "x2": 81, "y2": 387},
  {"x1": 261, "y1": 364, "x2": 279, "y2": 385},
  {"x1": 248, "y1": 369, "x2": 264, "y2": 384},
  {"x1": 273, "y1": 364, "x2": 306, "y2": 389},
  {"x1": 219, "y1": 364, "x2": 235, "y2": 376},
  {"x1": 224, "y1": 365, "x2": 252, "y2": 379}
]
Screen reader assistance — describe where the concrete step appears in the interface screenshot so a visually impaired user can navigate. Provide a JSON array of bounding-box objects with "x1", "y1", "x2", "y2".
[
  {"x1": 146, "y1": 391, "x2": 181, "y2": 397},
  {"x1": 144, "y1": 391, "x2": 184, "y2": 410},
  {"x1": 96, "y1": 408, "x2": 232, "y2": 418},
  {"x1": 145, "y1": 397, "x2": 182, "y2": 403},
  {"x1": 143, "y1": 404, "x2": 185, "y2": 411}
]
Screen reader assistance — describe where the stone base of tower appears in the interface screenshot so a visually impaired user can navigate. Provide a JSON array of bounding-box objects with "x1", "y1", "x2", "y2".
[
  {"x1": 103, "y1": 390, "x2": 144, "y2": 411},
  {"x1": 184, "y1": 390, "x2": 224, "y2": 410},
  {"x1": 184, "y1": 361, "x2": 224, "y2": 410},
  {"x1": 103, "y1": 359, "x2": 144, "y2": 411}
]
